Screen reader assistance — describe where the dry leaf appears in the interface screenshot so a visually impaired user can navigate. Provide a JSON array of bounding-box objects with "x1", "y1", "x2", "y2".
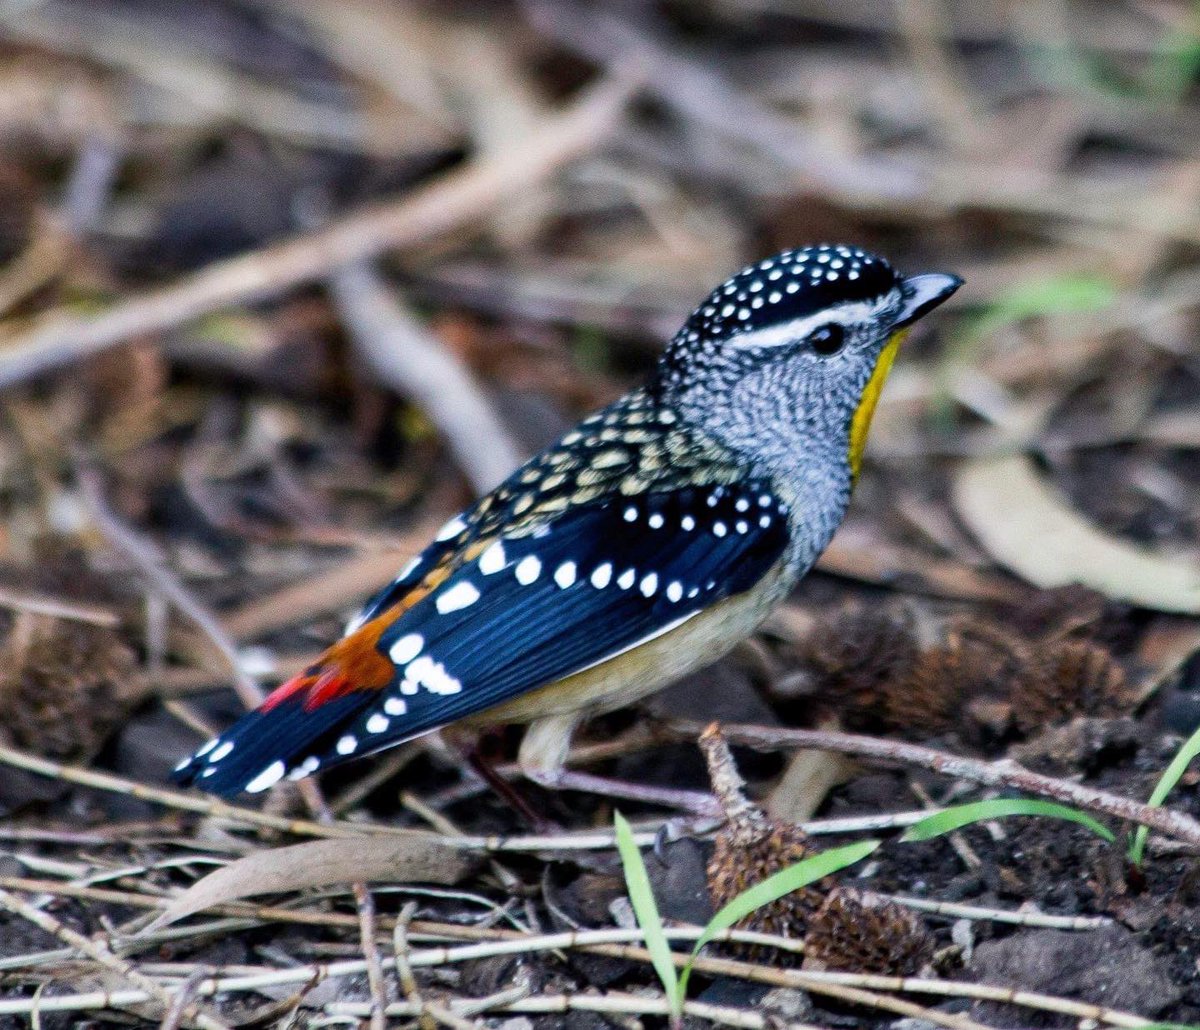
[
  {"x1": 818, "y1": 529, "x2": 1022, "y2": 603},
  {"x1": 145, "y1": 832, "x2": 477, "y2": 931},
  {"x1": 953, "y1": 455, "x2": 1200, "y2": 614},
  {"x1": 766, "y1": 742, "x2": 860, "y2": 825}
]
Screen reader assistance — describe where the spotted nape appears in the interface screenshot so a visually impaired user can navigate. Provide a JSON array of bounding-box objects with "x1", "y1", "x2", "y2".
[{"x1": 172, "y1": 480, "x2": 789, "y2": 796}]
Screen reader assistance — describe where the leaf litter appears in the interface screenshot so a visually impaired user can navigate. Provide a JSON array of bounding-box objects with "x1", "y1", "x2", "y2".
[{"x1": 0, "y1": 1, "x2": 1196, "y2": 1028}]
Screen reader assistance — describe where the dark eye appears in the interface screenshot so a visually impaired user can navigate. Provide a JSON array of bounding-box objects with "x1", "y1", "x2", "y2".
[{"x1": 809, "y1": 323, "x2": 845, "y2": 355}]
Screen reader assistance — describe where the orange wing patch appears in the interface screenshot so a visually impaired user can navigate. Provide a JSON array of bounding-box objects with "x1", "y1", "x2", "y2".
[{"x1": 258, "y1": 540, "x2": 487, "y2": 713}]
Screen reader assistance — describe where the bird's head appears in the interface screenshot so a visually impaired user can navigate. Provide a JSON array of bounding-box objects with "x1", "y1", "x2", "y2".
[{"x1": 657, "y1": 244, "x2": 962, "y2": 483}]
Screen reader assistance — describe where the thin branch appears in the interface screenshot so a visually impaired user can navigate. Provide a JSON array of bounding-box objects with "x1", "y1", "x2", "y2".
[
  {"x1": 76, "y1": 465, "x2": 264, "y2": 708},
  {"x1": 351, "y1": 881, "x2": 388, "y2": 1030},
  {"x1": 672, "y1": 721, "x2": 1200, "y2": 847},
  {"x1": 0, "y1": 878, "x2": 801, "y2": 958},
  {"x1": 0, "y1": 887, "x2": 232, "y2": 1030},
  {"x1": 261, "y1": 769, "x2": 393, "y2": 1030},
  {"x1": 61, "y1": 130, "x2": 123, "y2": 237},
  {"x1": 0, "y1": 586, "x2": 120, "y2": 627},
  {"x1": 0, "y1": 893, "x2": 1153, "y2": 1028},
  {"x1": 523, "y1": 0, "x2": 919, "y2": 198},
  {"x1": 878, "y1": 893, "x2": 1111, "y2": 930},
  {"x1": 393, "y1": 903, "x2": 436, "y2": 1030},
  {"x1": 330, "y1": 260, "x2": 525, "y2": 493},
  {"x1": 0, "y1": 742, "x2": 376, "y2": 839},
  {"x1": 327, "y1": 991, "x2": 817, "y2": 1029},
  {"x1": 0, "y1": 74, "x2": 636, "y2": 390},
  {"x1": 0, "y1": 986, "x2": 816, "y2": 1029},
  {"x1": 298, "y1": 783, "x2": 390, "y2": 1030},
  {"x1": 0, "y1": 6, "x2": 381, "y2": 150},
  {"x1": 0, "y1": 939, "x2": 1067, "y2": 1029},
  {"x1": 158, "y1": 968, "x2": 211, "y2": 1030}
]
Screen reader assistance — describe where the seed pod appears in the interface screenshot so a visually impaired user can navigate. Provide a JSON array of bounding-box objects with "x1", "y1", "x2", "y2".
[
  {"x1": 883, "y1": 643, "x2": 966, "y2": 734},
  {"x1": 805, "y1": 605, "x2": 919, "y2": 732},
  {"x1": 1011, "y1": 638, "x2": 1128, "y2": 732},
  {"x1": 701, "y1": 725, "x2": 828, "y2": 963},
  {"x1": 804, "y1": 888, "x2": 933, "y2": 975},
  {"x1": 0, "y1": 611, "x2": 143, "y2": 806},
  {"x1": 708, "y1": 819, "x2": 828, "y2": 944}
]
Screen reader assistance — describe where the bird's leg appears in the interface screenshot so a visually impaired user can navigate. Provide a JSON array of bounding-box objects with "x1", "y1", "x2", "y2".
[
  {"x1": 463, "y1": 728, "x2": 554, "y2": 832},
  {"x1": 520, "y1": 714, "x2": 722, "y2": 817},
  {"x1": 516, "y1": 712, "x2": 578, "y2": 783}
]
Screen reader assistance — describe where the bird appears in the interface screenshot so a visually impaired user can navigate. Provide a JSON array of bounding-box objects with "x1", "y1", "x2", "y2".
[{"x1": 173, "y1": 245, "x2": 962, "y2": 798}]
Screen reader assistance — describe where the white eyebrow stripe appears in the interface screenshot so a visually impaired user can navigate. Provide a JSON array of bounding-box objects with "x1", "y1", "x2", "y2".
[{"x1": 726, "y1": 290, "x2": 899, "y2": 350}]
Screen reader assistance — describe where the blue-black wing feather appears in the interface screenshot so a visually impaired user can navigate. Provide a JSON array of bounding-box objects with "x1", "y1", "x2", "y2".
[
  {"x1": 174, "y1": 482, "x2": 789, "y2": 795},
  {"x1": 372, "y1": 487, "x2": 785, "y2": 722}
]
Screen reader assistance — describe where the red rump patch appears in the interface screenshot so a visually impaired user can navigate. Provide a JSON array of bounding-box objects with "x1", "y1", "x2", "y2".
[
  {"x1": 259, "y1": 670, "x2": 317, "y2": 713},
  {"x1": 258, "y1": 667, "x2": 360, "y2": 713},
  {"x1": 303, "y1": 669, "x2": 356, "y2": 710},
  {"x1": 255, "y1": 609, "x2": 410, "y2": 714},
  {"x1": 253, "y1": 551, "x2": 459, "y2": 716}
]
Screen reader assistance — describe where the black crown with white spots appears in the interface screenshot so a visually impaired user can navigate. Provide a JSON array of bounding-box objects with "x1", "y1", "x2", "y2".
[{"x1": 686, "y1": 245, "x2": 897, "y2": 342}]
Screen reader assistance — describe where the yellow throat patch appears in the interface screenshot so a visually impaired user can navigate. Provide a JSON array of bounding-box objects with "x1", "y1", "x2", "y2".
[{"x1": 848, "y1": 328, "x2": 907, "y2": 484}]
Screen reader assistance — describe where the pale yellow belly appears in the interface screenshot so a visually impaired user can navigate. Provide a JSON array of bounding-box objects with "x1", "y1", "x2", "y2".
[{"x1": 474, "y1": 564, "x2": 788, "y2": 727}]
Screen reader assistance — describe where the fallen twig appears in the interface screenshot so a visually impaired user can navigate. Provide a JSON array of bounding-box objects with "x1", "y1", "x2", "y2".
[
  {"x1": 0, "y1": 887, "x2": 232, "y2": 1030},
  {"x1": 331, "y1": 260, "x2": 525, "y2": 493},
  {"x1": 0, "y1": 879, "x2": 1149, "y2": 1029},
  {"x1": 393, "y1": 902, "x2": 436, "y2": 1030},
  {"x1": 2, "y1": 933, "x2": 1144, "y2": 1029},
  {"x1": 0, "y1": 74, "x2": 636, "y2": 389},
  {"x1": 0, "y1": 586, "x2": 120, "y2": 627},
  {"x1": 77, "y1": 465, "x2": 263, "y2": 708},
  {"x1": 673, "y1": 721, "x2": 1200, "y2": 847},
  {"x1": 328, "y1": 992, "x2": 817, "y2": 1029},
  {"x1": 0, "y1": 742, "x2": 373, "y2": 838},
  {"x1": 879, "y1": 893, "x2": 1111, "y2": 930},
  {"x1": 351, "y1": 880, "x2": 388, "y2": 1030}
]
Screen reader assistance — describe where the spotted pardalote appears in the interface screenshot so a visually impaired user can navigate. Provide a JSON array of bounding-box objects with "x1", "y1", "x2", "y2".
[{"x1": 174, "y1": 245, "x2": 962, "y2": 797}]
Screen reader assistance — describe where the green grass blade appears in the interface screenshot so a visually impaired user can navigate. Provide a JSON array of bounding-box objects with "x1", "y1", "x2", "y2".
[
  {"x1": 1144, "y1": 16, "x2": 1200, "y2": 102},
  {"x1": 932, "y1": 271, "x2": 1117, "y2": 426},
  {"x1": 901, "y1": 798, "x2": 1114, "y2": 843},
  {"x1": 613, "y1": 811, "x2": 680, "y2": 1018},
  {"x1": 1129, "y1": 723, "x2": 1200, "y2": 866},
  {"x1": 964, "y1": 273, "x2": 1117, "y2": 344},
  {"x1": 676, "y1": 838, "x2": 879, "y2": 1002}
]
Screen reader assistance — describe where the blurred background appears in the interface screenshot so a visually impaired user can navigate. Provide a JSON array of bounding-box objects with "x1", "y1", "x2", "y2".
[
  {"x1": 0, "y1": 0, "x2": 1194, "y2": 530},
  {"x1": 0, "y1": 0, "x2": 1198, "y2": 1022}
]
